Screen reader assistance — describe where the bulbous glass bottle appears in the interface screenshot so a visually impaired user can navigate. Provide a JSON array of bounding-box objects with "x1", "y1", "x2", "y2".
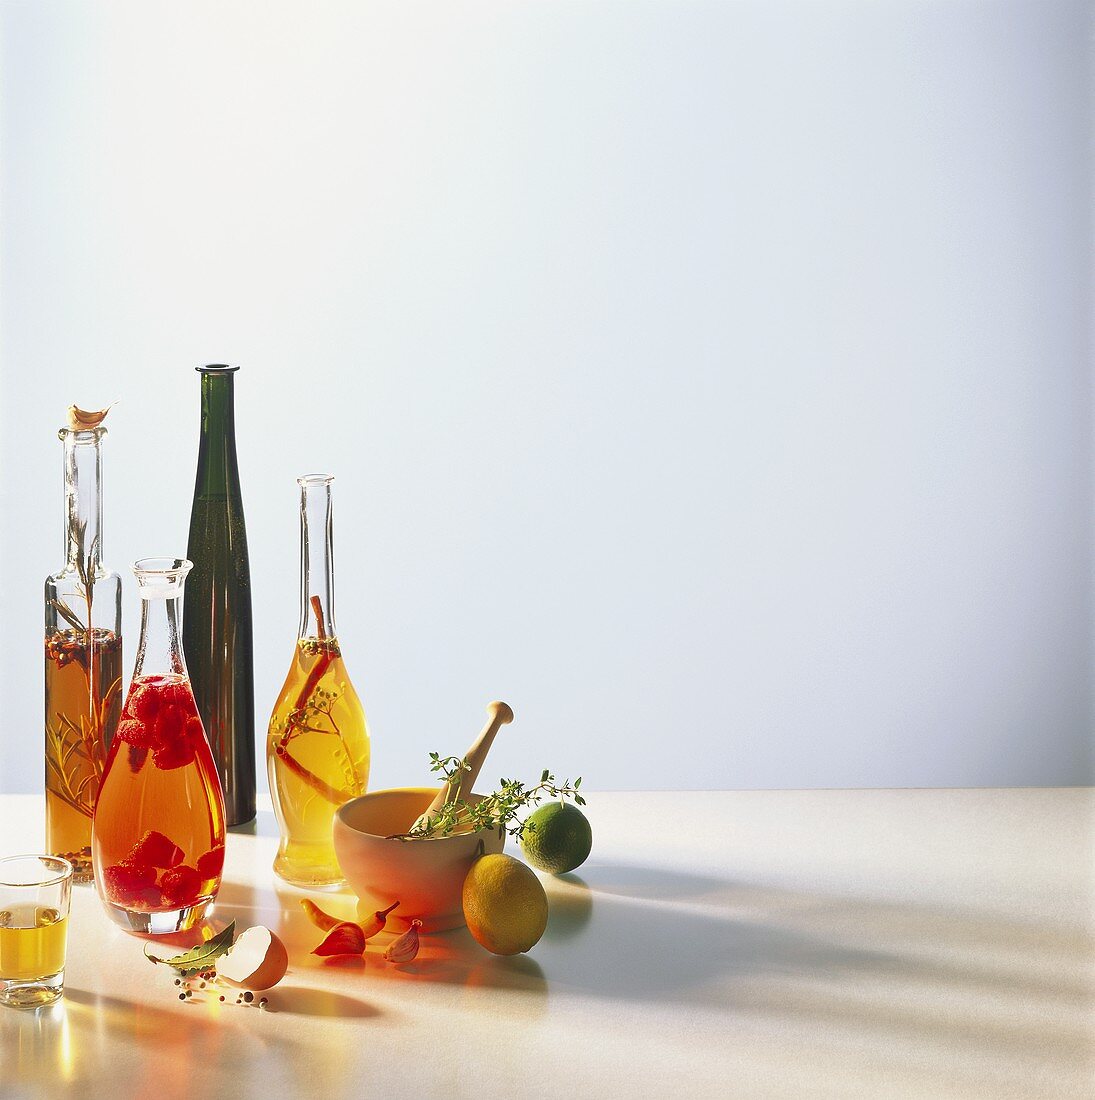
[
  {"x1": 92, "y1": 559, "x2": 226, "y2": 934},
  {"x1": 267, "y1": 475, "x2": 370, "y2": 886},
  {"x1": 44, "y1": 423, "x2": 123, "y2": 883}
]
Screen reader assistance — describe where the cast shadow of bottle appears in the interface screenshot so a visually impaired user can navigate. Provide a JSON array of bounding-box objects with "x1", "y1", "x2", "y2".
[{"x1": 531, "y1": 862, "x2": 903, "y2": 1009}]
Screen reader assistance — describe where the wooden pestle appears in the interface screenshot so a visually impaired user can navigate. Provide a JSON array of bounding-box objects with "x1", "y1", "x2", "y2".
[{"x1": 410, "y1": 701, "x2": 514, "y2": 834}]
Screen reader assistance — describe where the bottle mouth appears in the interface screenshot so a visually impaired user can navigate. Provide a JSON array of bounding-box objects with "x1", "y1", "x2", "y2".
[
  {"x1": 133, "y1": 558, "x2": 192, "y2": 597},
  {"x1": 196, "y1": 364, "x2": 240, "y2": 374},
  {"x1": 297, "y1": 473, "x2": 335, "y2": 487},
  {"x1": 58, "y1": 426, "x2": 107, "y2": 443}
]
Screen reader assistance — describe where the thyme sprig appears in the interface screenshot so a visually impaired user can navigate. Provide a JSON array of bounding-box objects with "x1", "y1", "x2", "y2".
[{"x1": 390, "y1": 754, "x2": 585, "y2": 842}]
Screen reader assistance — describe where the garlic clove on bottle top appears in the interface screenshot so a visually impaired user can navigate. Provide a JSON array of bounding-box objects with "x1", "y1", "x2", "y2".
[{"x1": 67, "y1": 404, "x2": 114, "y2": 431}]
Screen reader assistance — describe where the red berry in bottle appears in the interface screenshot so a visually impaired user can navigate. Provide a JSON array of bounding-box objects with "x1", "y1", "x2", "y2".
[
  {"x1": 196, "y1": 846, "x2": 224, "y2": 880},
  {"x1": 157, "y1": 702, "x2": 186, "y2": 744},
  {"x1": 158, "y1": 679, "x2": 190, "y2": 706},
  {"x1": 185, "y1": 715, "x2": 207, "y2": 745},
  {"x1": 115, "y1": 717, "x2": 154, "y2": 749},
  {"x1": 159, "y1": 865, "x2": 202, "y2": 908},
  {"x1": 129, "y1": 830, "x2": 184, "y2": 869},
  {"x1": 127, "y1": 681, "x2": 162, "y2": 723},
  {"x1": 126, "y1": 744, "x2": 149, "y2": 774},
  {"x1": 152, "y1": 734, "x2": 196, "y2": 771},
  {"x1": 103, "y1": 861, "x2": 161, "y2": 908},
  {"x1": 105, "y1": 859, "x2": 154, "y2": 887}
]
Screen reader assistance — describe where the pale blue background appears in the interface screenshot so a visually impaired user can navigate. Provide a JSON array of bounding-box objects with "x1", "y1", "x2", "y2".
[{"x1": 1, "y1": 0, "x2": 1091, "y2": 793}]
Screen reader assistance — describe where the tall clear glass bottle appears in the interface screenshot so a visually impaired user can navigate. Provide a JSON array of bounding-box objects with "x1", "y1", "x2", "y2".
[
  {"x1": 92, "y1": 559, "x2": 226, "y2": 934},
  {"x1": 267, "y1": 475, "x2": 370, "y2": 886},
  {"x1": 44, "y1": 423, "x2": 123, "y2": 883},
  {"x1": 183, "y1": 364, "x2": 256, "y2": 826}
]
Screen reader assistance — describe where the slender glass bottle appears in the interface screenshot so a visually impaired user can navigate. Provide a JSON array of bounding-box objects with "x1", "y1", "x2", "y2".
[
  {"x1": 268, "y1": 475, "x2": 370, "y2": 886},
  {"x1": 92, "y1": 559, "x2": 226, "y2": 934},
  {"x1": 44, "y1": 423, "x2": 123, "y2": 883},
  {"x1": 183, "y1": 364, "x2": 255, "y2": 826}
]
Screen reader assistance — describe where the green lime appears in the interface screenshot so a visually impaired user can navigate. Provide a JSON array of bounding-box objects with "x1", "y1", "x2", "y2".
[{"x1": 520, "y1": 802, "x2": 592, "y2": 875}]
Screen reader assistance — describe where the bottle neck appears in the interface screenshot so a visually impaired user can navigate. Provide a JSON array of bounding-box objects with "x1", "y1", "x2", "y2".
[
  {"x1": 298, "y1": 479, "x2": 336, "y2": 640},
  {"x1": 194, "y1": 370, "x2": 239, "y2": 499},
  {"x1": 131, "y1": 560, "x2": 192, "y2": 678},
  {"x1": 134, "y1": 594, "x2": 187, "y2": 680},
  {"x1": 60, "y1": 428, "x2": 105, "y2": 575}
]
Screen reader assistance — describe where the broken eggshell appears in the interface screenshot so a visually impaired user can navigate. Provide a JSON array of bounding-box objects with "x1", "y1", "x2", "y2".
[{"x1": 215, "y1": 926, "x2": 288, "y2": 991}]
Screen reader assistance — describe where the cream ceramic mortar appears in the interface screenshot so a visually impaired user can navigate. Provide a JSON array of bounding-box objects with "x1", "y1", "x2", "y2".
[{"x1": 333, "y1": 787, "x2": 505, "y2": 933}]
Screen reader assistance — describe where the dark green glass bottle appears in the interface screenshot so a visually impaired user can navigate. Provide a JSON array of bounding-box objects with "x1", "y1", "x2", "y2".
[{"x1": 183, "y1": 365, "x2": 256, "y2": 825}]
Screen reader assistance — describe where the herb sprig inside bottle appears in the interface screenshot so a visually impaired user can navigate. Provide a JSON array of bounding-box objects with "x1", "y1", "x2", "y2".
[{"x1": 44, "y1": 404, "x2": 123, "y2": 881}]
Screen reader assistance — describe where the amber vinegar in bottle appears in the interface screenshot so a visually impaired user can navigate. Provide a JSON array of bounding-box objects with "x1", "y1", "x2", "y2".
[
  {"x1": 267, "y1": 475, "x2": 370, "y2": 886},
  {"x1": 44, "y1": 420, "x2": 123, "y2": 883}
]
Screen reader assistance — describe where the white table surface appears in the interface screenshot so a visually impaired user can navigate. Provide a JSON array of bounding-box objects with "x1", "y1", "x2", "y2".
[{"x1": 1, "y1": 789, "x2": 1092, "y2": 1100}]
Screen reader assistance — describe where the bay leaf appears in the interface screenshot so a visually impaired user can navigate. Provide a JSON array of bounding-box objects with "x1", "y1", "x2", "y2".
[{"x1": 144, "y1": 920, "x2": 236, "y2": 974}]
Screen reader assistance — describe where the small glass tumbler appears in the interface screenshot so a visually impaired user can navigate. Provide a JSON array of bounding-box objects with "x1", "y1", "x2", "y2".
[{"x1": 0, "y1": 855, "x2": 73, "y2": 1009}]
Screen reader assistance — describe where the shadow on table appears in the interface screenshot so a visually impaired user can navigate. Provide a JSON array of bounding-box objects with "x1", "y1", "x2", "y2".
[
  {"x1": 65, "y1": 986, "x2": 222, "y2": 1035},
  {"x1": 67, "y1": 980, "x2": 383, "y2": 1025},
  {"x1": 527, "y1": 860, "x2": 1095, "y2": 1070},
  {"x1": 269, "y1": 985, "x2": 382, "y2": 1018},
  {"x1": 535, "y1": 871, "x2": 905, "y2": 1001},
  {"x1": 540, "y1": 873, "x2": 593, "y2": 939},
  {"x1": 6, "y1": 977, "x2": 380, "y2": 1097},
  {"x1": 578, "y1": 863, "x2": 735, "y2": 903},
  {"x1": 387, "y1": 936, "x2": 546, "y2": 992}
]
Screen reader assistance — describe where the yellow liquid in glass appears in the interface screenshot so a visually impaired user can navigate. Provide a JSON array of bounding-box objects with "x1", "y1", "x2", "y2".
[
  {"x1": 0, "y1": 906, "x2": 67, "y2": 980},
  {"x1": 267, "y1": 638, "x2": 369, "y2": 885}
]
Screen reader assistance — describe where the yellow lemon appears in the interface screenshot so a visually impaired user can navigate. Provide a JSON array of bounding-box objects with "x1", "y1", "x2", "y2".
[{"x1": 462, "y1": 853, "x2": 548, "y2": 955}]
